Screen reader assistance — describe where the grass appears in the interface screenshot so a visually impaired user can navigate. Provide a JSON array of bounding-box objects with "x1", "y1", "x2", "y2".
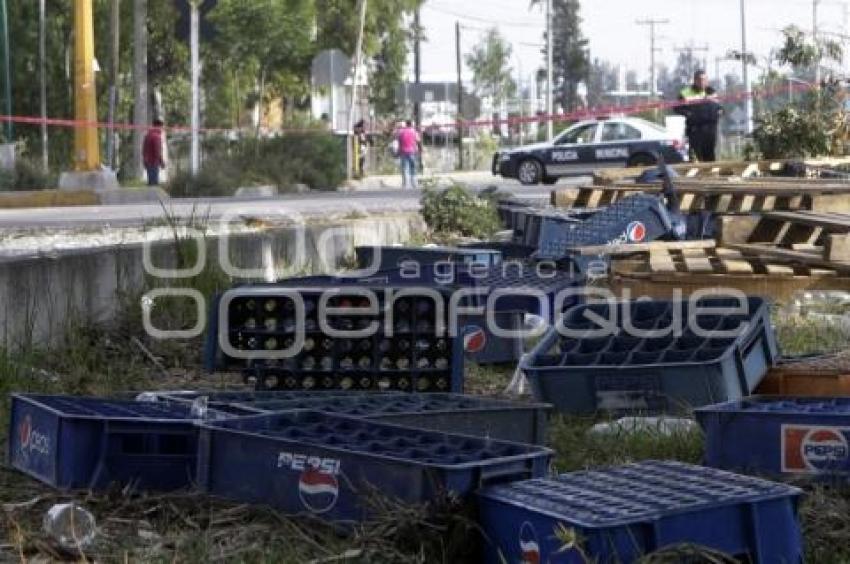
[{"x1": 1, "y1": 226, "x2": 849, "y2": 562}]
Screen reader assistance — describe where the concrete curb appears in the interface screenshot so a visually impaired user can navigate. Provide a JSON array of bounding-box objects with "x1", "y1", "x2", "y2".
[{"x1": 0, "y1": 187, "x2": 169, "y2": 208}]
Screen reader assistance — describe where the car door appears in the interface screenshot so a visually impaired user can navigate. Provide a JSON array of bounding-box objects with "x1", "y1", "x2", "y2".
[
  {"x1": 545, "y1": 122, "x2": 599, "y2": 177},
  {"x1": 593, "y1": 121, "x2": 642, "y2": 168}
]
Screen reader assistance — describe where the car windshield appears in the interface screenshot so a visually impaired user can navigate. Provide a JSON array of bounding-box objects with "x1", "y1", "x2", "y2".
[{"x1": 556, "y1": 123, "x2": 597, "y2": 144}]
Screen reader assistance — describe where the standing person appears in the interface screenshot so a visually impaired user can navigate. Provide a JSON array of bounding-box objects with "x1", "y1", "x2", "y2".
[
  {"x1": 142, "y1": 118, "x2": 166, "y2": 186},
  {"x1": 353, "y1": 119, "x2": 369, "y2": 178},
  {"x1": 675, "y1": 70, "x2": 722, "y2": 162},
  {"x1": 396, "y1": 120, "x2": 421, "y2": 189}
]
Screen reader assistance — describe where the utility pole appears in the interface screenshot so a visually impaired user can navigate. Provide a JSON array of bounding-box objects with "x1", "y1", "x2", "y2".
[
  {"x1": 0, "y1": 0, "x2": 12, "y2": 142},
  {"x1": 132, "y1": 0, "x2": 149, "y2": 180},
  {"x1": 455, "y1": 21, "x2": 464, "y2": 170},
  {"x1": 72, "y1": 0, "x2": 99, "y2": 171},
  {"x1": 740, "y1": 0, "x2": 752, "y2": 133},
  {"x1": 346, "y1": 0, "x2": 367, "y2": 180},
  {"x1": 39, "y1": 0, "x2": 48, "y2": 170},
  {"x1": 106, "y1": 0, "x2": 120, "y2": 170},
  {"x1": 546, "y1": 0, "x2": 553, "y2": 140},
  {"x1": 413, "y1": 7, "x2": 422, "y2": 129},
  {"x1": 814, "y1": 0, "x2": 820, "y2": 86},
  {"x1": 189, "y1": 0, "x2": 201, "y2": 176},
  {"x1": 636, "y1": 18, "x2": 669, "y2": 98}
]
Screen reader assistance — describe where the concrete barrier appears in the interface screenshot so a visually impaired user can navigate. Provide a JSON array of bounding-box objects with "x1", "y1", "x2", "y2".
[{"x1": 0, "y1": 214, "x2": 425, "y2": 349}]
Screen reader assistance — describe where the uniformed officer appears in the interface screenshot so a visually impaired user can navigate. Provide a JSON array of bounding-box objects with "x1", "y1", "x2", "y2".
[{"x1": 676, "y1": 70, "x2": 722, "y2": 162}]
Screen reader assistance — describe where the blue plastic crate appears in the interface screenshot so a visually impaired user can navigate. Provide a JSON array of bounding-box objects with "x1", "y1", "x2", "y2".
[
  {"x1": 7, "y1": 394, "x2": 198, "y2": 491},
  {"x1": 521, "y1": 296, "x2": 778, "y2": 415},
  {"x1": 477, "y1": 460, "x2": 802, "y2": 564},
  {"x1": 232, "y1": 392, "x2": 551, "y2": 444},
  {"x1": 196, "y1": 410, "x2": 552, "y2": 523},
  {"x1": 536, "y1": 194, "x2": 674, "y2": 260},
  {"x1": 696, "y1": 396, "x2": 850, "y2": 479}
]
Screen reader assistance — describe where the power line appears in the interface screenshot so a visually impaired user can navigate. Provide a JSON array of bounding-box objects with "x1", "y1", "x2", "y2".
[
  {"x1": 636, "y1": 18, "x2": 670, "y2": 97},
  {"x1": 422, "y1": 4, "x2": 542, "y2": 29}
]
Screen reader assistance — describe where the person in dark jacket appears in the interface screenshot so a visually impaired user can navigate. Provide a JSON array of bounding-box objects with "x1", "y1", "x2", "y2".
[
  {"x1": 675, "y1": 70, "x2": 722, "y2": 162},
  {"x1": 143, "y1": 118, "x2": 166, "y2": 186}
]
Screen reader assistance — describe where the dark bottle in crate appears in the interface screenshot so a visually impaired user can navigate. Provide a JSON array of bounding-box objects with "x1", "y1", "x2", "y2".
[
  {"x1": 415, "y1": 338, "x2": 431, "y2": 352},
  {"x1": 264, "y1": 318, "x2": 277, "y2": 331},
  {"x1": 301, "y1": 357, "x2": 316, "y2": 371},
  {"x1": 340, "y1": 356, "x2": 354, "y2": 370},
  {"x1": 319, "y1": 356, "x2": 333, "y2": 371},
  {"x1": 417, "y1": 358, "x2": 431, "y2": 369},
  {"x1": 357, "y1": 356, "x2": 372, "y2": 369},
  {"x1": 320, "y1": 338, "x2": 333, "y2": 352},
  {"x1": 339, "y1": 340, "x2": 354, "y2": 354},
  {"x1": 379, "y1": 339, "x2": 392, "y2": 353},
  {"x1": 397, "y1": 339, "x2": 411, "y2": 352},
  {"x1": 416, "y1": 319, "x2": 434, "y2": 333},
  {"x1": 380, "y1": 357, "x2": 393, "y2": 370},
  {"x1": 303, "y1": 338, "x2": 316, "y2": 352},
  {"x1": 434, "y1": 357, "x2": 449, "y2": 370},
  {"x1": 396, "y1": 357, "x2": 411, "y2": 370}
]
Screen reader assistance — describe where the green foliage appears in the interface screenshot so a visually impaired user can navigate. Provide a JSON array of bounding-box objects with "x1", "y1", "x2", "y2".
[
  {"x1": 465, "y1": 28, "x2": 517, "y2": 107},
  {"x1": 0, "y1": 159, "x2": 55, "y2": 192},
  {"x1": 777, "y1": 25, "x2": 843, "y2": 70},
  {"x1": 420, "y1": 184, "x2": 501, "y2": 239},
  {"x1": 752, "y1": 105, "x2": 831, "y2": 159},
  {"x1": 531, "y1": 0, "x2": 590, "y2": 112},
  {"x1": 168, "y1": 133, "x2": 346, "y2": 197}
]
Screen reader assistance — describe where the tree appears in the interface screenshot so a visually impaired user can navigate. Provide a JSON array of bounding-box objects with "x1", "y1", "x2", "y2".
[
  {"x1": 586, "y1": 58, "x2": 617, "y2": 108},
  {"x1": 753, "y1": 26, "x2": 847, "y2": 158},
  {"x1": 465, "y1": 28, "x2": 516, "y2": 108},
  {"x1": 532, "y1": 0, "x2": 589, "y2": 112}
]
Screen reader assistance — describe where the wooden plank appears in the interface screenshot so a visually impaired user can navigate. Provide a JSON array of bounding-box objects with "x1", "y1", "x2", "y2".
[
  {"x1": 765, "y1": 211, "x2": 850, "y2": 230},
  {"x1": 827, "y1": 234, "x2": 850, "y2": 262},
  {"x1": 573, "y1": 239, "x2": 716, "y2": 256},
  {"x1": 683, "y1": 254, "x2": 716, "y2": 273},
  {"x1": 719, "y1": 258, "x2": 755, "y2": 273},
  {"x1": 648, "y1": 250, "x2": 678, "y2": 273},
  {"x1": 729, "y1": 243, "x2": 850, "y2": 273}
]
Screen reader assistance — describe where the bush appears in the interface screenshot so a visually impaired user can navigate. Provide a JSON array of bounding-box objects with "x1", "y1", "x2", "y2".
[
  {"x1": 752, "y1": 106, "x2": 832, "y2": 159},
  {"x1": 420, "y1": 184, "x2": 501, "y2": 239},
  {"x1": 166, "y1": 132, "x2": 347, "y2": 197},
  {"x1": 0, "y1": 159, "x2": 55, "y2": 192}
]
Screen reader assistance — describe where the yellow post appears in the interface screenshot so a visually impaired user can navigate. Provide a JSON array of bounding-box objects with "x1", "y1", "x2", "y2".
[{"x1": 73, "y1": 0, "x2": 100, "y2": 171}]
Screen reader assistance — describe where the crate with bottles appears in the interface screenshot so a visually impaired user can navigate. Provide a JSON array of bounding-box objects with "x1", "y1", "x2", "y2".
[{"x1": 212, "y1": 285, "x2": 464, "y2": 393}]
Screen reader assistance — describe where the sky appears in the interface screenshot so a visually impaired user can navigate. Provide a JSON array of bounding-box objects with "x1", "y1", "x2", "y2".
[{"x1": 417, "y1": 0, "x2": 849, "y2": 84}]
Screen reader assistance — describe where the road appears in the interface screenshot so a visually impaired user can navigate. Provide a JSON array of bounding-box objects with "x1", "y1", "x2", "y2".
[{"x1": 0, "y1": 178, "x2": 587, "y2": 230}]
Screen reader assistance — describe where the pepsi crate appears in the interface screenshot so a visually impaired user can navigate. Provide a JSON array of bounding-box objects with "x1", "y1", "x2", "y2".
[
  {"x1": 355, "y1": 245, "x2": 502, "y2": 271},
  {"x1": 477, "y1": 460, "x2": 802, "y2": 564},
  {"x1": 696, "y1": 396, "x2": 850, "y2": 479},
  {"x1": 196, "y1": 410, "x2": 553, "y2": 523},
  {"x1": 517, "y1": 209, "x2": 588, "y2": 248},
  {"x1": 232, "y1": 393, "x2": 551, "y2": 444},
  {"x1": 521, "y1": 297, "x2": 778, "y2": 415},
  {"x1": 218, "y1": 285, "x2": 464, "y2": 393},
  {"x1": 7, "y1": 394, "x2": 197, "y2": 491},
  {"x1": 536, "y1": 194, "x2": 673, "y2": 260}
]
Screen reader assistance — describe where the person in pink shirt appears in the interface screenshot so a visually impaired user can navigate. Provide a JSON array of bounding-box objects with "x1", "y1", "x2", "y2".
[{"x1": 396, "y1": 120, "x2": 421, "y2": 189}]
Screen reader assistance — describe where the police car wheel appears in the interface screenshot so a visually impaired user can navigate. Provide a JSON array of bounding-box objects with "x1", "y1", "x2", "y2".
[{"x1": 517, "y1": 159, "x2": 542, "y2": 185}]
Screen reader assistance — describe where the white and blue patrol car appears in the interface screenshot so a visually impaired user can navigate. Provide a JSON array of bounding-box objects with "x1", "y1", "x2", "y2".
[{"x1": 493, "y1": 117, "x2": 689, "y2": 185}]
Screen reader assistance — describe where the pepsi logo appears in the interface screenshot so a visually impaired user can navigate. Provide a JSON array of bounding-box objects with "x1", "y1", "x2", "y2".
[
  {"x1": 298, "y1": 466, "x2": 339, "y2": 514},
  {"x1": 18, "y1": 415, "x2": 31, "y2": 449},
  {"x1": 463, "y1": 326, "x2": 487, "y2": 353},
  {"x1": 16, "y1": 415, "x2": 50, "y2": 458},
  {"x1": 626, "y1": 221, "x2": 647, "y2": 243},
  {"x1": 783, "y1": 425, "x2": 850, "y2": 473},
  {"x1": 519, "y1": 521, "x2": 540, "y2": 564}
]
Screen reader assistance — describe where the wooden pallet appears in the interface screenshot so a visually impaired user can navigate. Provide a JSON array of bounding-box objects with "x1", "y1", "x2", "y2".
[
  {"x1": 555, "y1": 183, "x2": 850, "y2": 213},
  {"x1": 728, "y1": 243, "x2": 850, "y2": 274},
  {"x1": 610, "y1": 246, "x2": 850, "y2": 302},
  {"x1": 747, "y1": 211, "x2": 850, "y2": 251},
  {"x1": 592, "y1": 156, "x2": 850, "y2": 185}
]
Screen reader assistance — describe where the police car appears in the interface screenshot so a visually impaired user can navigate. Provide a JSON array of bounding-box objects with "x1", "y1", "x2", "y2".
[{"x1": 493, "y1": 117, "x2": 688, "y2": 185}]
